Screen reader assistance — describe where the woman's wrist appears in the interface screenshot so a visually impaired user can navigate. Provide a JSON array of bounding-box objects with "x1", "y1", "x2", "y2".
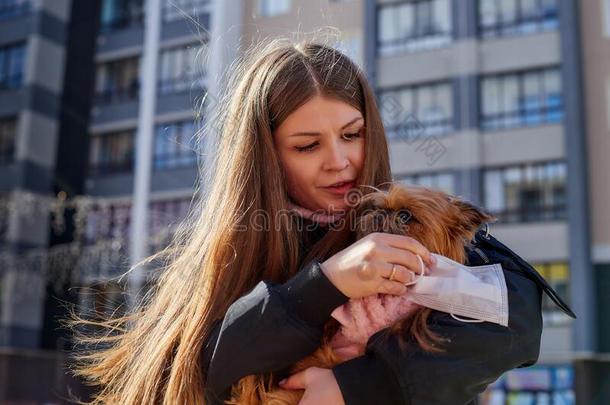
[{"x1": 278, "y1": 259, "x2": 350, "y2": 328}]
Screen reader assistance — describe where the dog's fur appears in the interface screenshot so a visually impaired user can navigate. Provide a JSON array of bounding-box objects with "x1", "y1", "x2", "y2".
[{"x1": 224, "y1": 184, "x2": 496, "y2": 404}]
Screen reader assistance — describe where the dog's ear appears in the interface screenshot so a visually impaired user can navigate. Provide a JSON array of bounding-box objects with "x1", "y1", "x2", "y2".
[
  {"x1": 355, "y1": 192, "x2": 387, "y2": 215},
  {"x1": 448, "y1": 197, "x2": 496, "y2": 230}
]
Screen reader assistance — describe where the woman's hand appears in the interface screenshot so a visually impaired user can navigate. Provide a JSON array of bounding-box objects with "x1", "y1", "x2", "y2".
[
  {"x1": 320, "y1": 232, "x2": 436, "y2": 298},
  {"x1": 279, "y1": 367, "x2": 345, "y2": 405}
]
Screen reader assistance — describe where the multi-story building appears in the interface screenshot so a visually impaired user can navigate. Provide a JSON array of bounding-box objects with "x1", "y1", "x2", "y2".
[
  {"x1": 368, "y1": 0, "x2": 604, "y2": 402},
  {"x1": 0, "y1": 0, "x2": 90, "y2": 400},
  {"x1": 0, "y1": 0, "x2": 607, "y2": 403}
]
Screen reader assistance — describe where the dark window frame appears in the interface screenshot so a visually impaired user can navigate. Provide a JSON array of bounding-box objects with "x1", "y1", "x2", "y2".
[
  {"x1": 99, "y1": 0, "x2": 144, "y2": 33},
  {"x1": 376, "y1": 0, "x2": 453, "y2": 56},
  {"x1": 161, "y1": 0, "x2": 211, "y2": 22},
  {"x1": 478, "y1": 66, "x2": 564, "y2": 131},
  {"x1": 481, "y1": 160, "x2": 567, "y2": 224},
  {"x1": 0, "y1": 42, "x2": 26, "y2": 90},
  {"x1": 0, "y1": 0, "x2": 31, "y2": 20},
  {"x1": 0, "y1": 116, "x2": 17, "y2": 165},
  {"x1": 477, "y1": 0, "x2": 559, "y2": 39},
  {"x1": 94, "y1": 56, "x2": 141, "y2": 105},
  {"x1": 153, "y1": 120, "x2": 198, "y2": 170},
  {"x1": 395, "y1": 170, "x2": 458, "y2": 195},
  {"x1": 88, "y1": 129, "x2": 135, "y2": 176},
  {"x1": 378, "y1": 80, "x2": 455, "y2": 141}
]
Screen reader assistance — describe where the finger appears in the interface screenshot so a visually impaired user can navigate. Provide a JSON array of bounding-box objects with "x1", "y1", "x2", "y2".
[
  {"x1": 378, "y1": 279, "x2": 408, "y2": 296},
  {"x1": 279, "y1": 370, "x2": 307, "y2": 390},
  {"x1": 379, "y1": 245, "x2": 427, "y2": 275},
  {"x1": 379, "y1": 262, "x2": 418, "y2": 284},
  {"x1": 381, "y1": 233, "x2": 435, "y2": 266}
]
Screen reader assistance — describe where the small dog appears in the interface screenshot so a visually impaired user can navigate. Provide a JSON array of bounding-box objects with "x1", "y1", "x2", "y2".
[{"x1": 225, "y1": 183, "x2": 496, "y2": 404}]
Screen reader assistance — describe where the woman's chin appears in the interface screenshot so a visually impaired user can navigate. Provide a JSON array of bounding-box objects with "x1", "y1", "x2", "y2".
[{"x1": 323, "y1": 201, "x2": 348, "y2": 213}]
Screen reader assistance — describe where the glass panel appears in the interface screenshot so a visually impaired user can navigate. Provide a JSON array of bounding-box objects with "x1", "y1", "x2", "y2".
[
  {"x1": 544, "y1": 69, "x2": 562, "y2": 121},
  {"x1": 159, "y1": 50, "x2": 171, "y2": 82},
  {"x1": 480, "y1": 0, "x2": 498, "y2": 28},
  {"x1": 379, "y1": 7, "x2": 395, "y2": 43},
  {"x1": 484, "y1": 170, "x2": 504, "y2": 212},
  {"x1": 523, "y1": 71, "x2": 542, "y2": 124},
  {"x1": 397, "y1": 3, "x2": 414, "y2": 39},
  {"x1": 499, "y1": 0, "x2": 517, "y2": 23},
  {"x1": 432, "y1": 0, "x2": 451, "y2": 33},
  {"x1": 504, "y1": 167, "x2": 522, "y2": 213},
  {"x1": 436, "y1": 173, "x2": 455, "y2": 194},
  {"x1": 399, "y1": 88, "x2": 414, "y2": 121},
  {"x1": 416, "y1": 86, "x2": 433, "y2": 123},
  {"x1": 416, "y1": 1, "x2": 432, "y2": 36},
  {"x1": 481, "y1": 78, "x2": 497, "y2": 115},
  {"x1": 521, "y1": 0, "x2": 539, "y2": 18},
  {"x1": 8, "y1": 45, "x2": 24, "y2": 86},
  {"x1": 436, "y1": 83, "x2": 453, "y2": 122},
  {"x1": 502, "y1": 75, "x2": 520, "y2": 127}
]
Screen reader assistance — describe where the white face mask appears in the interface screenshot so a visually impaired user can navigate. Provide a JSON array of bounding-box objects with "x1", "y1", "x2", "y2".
[{"x1": 406, "y1": 253, "x2": 509, "y2": 327}]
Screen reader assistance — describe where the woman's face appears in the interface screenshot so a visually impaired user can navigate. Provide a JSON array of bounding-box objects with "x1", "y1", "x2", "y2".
[{"x1": 273, "y1": 95, "x2": 365, "y2": 213}]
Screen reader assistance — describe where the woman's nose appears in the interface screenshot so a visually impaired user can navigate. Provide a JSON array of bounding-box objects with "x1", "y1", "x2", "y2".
[{"x1": 323, "y1": 142, "x2": 349, "y2": 171}]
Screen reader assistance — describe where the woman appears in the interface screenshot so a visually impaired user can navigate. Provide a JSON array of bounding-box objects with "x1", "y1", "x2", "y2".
[{"x1": 68, "y1": 39, "x2": 573, "y2": 405}]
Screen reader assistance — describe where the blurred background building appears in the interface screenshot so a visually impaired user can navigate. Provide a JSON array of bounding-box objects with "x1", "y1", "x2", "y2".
[{"x1": 0, "y1": 0, "x2": 608, "y2": 403}]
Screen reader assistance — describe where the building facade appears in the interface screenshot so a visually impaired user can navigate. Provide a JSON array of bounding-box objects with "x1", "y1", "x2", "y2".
[{"x1": 0, "y1": 0, "x2": 608, "y2": 403}]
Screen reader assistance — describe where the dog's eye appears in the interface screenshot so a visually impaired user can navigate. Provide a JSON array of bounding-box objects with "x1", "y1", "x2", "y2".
[{"x1": 397, "y1": 209, "x2": 413, "y2": 224}]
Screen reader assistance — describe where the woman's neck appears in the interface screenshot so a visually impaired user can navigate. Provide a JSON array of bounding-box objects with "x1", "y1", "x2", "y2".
[{"x1": 287, "y1": 201, "x2": 345, "y2": 225}]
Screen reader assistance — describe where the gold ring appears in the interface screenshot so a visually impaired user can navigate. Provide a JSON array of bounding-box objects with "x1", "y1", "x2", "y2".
[{"x1": 389, "y1": 264, "x2": 397, "y2": 282}]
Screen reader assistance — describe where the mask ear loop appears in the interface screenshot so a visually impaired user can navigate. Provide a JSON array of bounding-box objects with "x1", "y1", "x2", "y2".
[
  {"x1": 450, "y1": 313, "x2": 485, "y2": 323},
  {"x1": 407, "y1": 255, "x2": 486, "y2": 323},
  {"x1": 404, "y1": 255, "x2": 427, "y2": 286}
]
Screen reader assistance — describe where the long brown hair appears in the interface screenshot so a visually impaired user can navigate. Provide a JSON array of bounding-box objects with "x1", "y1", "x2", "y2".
[{"x1": 65, "y1": 38, "x2": 392, "y2": 404}]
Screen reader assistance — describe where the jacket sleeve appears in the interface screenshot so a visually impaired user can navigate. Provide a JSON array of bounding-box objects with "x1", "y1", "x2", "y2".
[
  {"x1": 201, "y1": 259, "x2": 349, "y2": 403},
  {"x1": 331, "y1": 230, "x2": 575, "y2": 405}
]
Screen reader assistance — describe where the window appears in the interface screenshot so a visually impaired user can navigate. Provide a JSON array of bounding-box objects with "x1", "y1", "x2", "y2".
[
  {"x1": 332, "y1": 33, "x2": 363, "y2": 68},
  {"x1": 483, "y1": 161, "x2": 566, "y2": 223},
  {"x1": 478, "y1": 0, "x2": 558, "y2": 38},
  {"x1": 149, "y1": 198, "x2": 190, "y2": 234},
  {"x1": 377, "y1": 0, "x2": 452, "y2": 56},
  {"x1": 396, "y1": 171, "x2": 456, "y2": 195},
  {"x1": 482, "y1": 364, "x2": 574, "y2": 403},
  {"x1": 148, "y1": 197, "x2": 192, "y2": 250},
  {"x1": 379, "y1": 82, "x2": 453, "y2": 141},
  {"x1": 163, "y1": 0, "x2": 211, "y2": 22},
  {"x1": 532, "y1": 261, "x2": 571, "y2": 325},
  {"x1": 89, "y1": 130, "x2": 135, "y2": 175},
  {"x1": 154, "y1": 121, "x2": 198, "y2": 169},
  {"x1": 84, "y1": 202, "x2": 132, "y2": 244},
  {"x1": 606, "y1": 0, "x2": 610, "y2": 38},
  {"x1": 0, "y1": 42, "x2": 25, "y2": 90},
  {"x1": 0, "y1": 0, "x2": 31, "y2": 20},
  {"x1": 94, "y1": 56, "x2": 140, "y2": 104},
  {"x1": 259, "y1": 0, "x2": 291, "y2": 17},
  {"x1": 158, "y1": 44, "x2": 205, "y2": 94},
  {"x1": 0, "y1": 117, "x2": 16, "y2": 165},
  {"x1": 100, "y1": 0, "x2": 144, "y2": 32},
  {"x1": 90, "y1": 281, "x2": 128, "y2": 318},
  {"x1": 480, "y1": 68, "x2": 563, "y2": 130}
]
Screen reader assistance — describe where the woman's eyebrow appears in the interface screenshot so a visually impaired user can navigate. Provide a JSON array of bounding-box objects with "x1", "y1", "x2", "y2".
[{"x1": 288, "y1": 116, "x2": 364, "y2": 137}]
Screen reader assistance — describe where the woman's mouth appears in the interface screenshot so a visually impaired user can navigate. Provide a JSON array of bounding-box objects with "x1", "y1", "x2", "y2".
[{"x1": 322, "y1": 181, "x2": 355, "y2": 195}]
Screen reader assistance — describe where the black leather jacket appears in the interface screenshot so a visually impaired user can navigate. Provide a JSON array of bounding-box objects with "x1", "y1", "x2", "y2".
[{"x1": 201, "y1": 227, "x2": 575, "y2": 404}]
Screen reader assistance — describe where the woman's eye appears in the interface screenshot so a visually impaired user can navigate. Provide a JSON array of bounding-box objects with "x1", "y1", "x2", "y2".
[
  {"x1": 294, "y1": 131, "x2": 362, "y2": 153},
  {"x1": 343, "y1": 131, "x2": 362, "y2": 140},
  {"x1": 295, "y1": 142, "x2": 318, "y2": 153}
]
